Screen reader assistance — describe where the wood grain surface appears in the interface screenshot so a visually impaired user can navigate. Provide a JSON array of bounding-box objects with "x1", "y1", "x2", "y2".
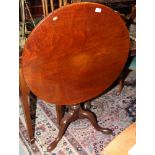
[
  {"x1": 22, "y1": 3, "x2": 130, "y2": 105},
  {"x1": 101, "y1": 123, "x2": 136, "y2": 155}
]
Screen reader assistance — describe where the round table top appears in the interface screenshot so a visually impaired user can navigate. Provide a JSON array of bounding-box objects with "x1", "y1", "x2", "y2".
[{"x1": 22, "y1": 3, "x2": 130, "y2": 105}]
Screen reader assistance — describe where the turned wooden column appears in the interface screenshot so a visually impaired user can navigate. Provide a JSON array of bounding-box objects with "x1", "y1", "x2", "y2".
[{"x1": 47, "y1": 104, "x2": 112, "y2": 151}]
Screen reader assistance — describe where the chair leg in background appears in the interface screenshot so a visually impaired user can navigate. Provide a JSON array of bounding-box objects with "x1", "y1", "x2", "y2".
[{"x1": 118, "y1": 73, "x2": 124, "y2": 95}]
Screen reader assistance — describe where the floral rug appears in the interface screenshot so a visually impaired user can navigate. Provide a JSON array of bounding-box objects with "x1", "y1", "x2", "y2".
[{"x1": 19, "y1": 71, "x2": 136, "y2": 155}]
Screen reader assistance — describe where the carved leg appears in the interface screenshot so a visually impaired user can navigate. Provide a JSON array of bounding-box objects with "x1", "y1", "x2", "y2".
[
  {"x1": 47, "y1": 105, "x2": 80, "y2": 151},
  {"x1": 47, "y1": 104, "x2": 112, "y2": 151},
  {"x1": 19, "y1": 67, "x2": 35, "y2": 143},
  {"x1": 56, "y1": 105, "x2": 65, "y2": 125},
  {"x1": 79, "y1": 107, "x2": 112, "y2": 135}
]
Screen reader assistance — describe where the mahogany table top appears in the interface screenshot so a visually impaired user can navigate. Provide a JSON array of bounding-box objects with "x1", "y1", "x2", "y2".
[{"x1": 22, "y1": 3, "x2": 130, "y2": 105}]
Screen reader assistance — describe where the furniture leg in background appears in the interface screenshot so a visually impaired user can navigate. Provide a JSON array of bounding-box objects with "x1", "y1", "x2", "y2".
[
  {"x1": 41, "y1": 0, "x2": 48, "y2": 17},
  {"x1": 19, "y1": 59, "x2": 35, "y2": 143},
  {"x1": 118, "y1": 50, "x2": 136, "y2": 95},
  {"x1": 42, "y1": 0, "x2": 64, "y2": 16},
  {"x1": 50, "y1": 0, "x2": 54, "y2": 12}
]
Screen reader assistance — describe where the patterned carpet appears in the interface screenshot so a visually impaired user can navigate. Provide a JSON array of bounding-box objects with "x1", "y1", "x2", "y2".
[{"x1": 19, "y1": 71, "x2": 136, "y2": 155}]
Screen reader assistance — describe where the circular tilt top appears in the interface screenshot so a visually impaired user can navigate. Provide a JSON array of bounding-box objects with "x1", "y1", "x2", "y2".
[{"x1": 22, "y1": 3, "x2": 130, "y2": 105}]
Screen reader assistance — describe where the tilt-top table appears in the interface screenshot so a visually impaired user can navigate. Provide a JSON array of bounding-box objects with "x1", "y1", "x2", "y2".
[{"x1": 21, "y1": 2, "x2": 130, "y2": 151}]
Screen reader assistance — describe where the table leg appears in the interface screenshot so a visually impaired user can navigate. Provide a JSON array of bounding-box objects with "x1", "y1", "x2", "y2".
[
  {"x1": 47, "y1": 104, "x2": 112, "y2": 151},
  {"x1": 79, "y1": 107, "x2": 112, "y2": 135},
  {"x1": 19, "y1": 67, "x2": 35, "y2": 143},
  {"x1": 47, "y1": 105, "x2": 79, "y2": 151}
]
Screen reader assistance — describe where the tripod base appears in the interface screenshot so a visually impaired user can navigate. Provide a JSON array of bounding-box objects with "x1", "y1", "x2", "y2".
[{"x1": 47, "y1": 104, "x2": 112, "y2": 151}]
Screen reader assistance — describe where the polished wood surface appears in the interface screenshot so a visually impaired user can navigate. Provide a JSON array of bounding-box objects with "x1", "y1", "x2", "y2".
[
  {"x1": 22, "y1": 2, "x2": 130, "y2": 105},
  {"x1": 101, "y1": 123, "x2": 136, "y2": 155}
]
